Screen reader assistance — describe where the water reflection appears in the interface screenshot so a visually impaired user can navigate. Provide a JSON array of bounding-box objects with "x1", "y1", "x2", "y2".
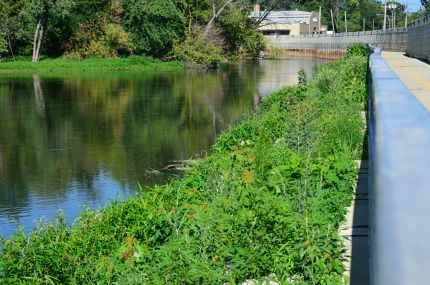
[{"x1": 0, "y1": 58, "x2": 326, "y2": 236}]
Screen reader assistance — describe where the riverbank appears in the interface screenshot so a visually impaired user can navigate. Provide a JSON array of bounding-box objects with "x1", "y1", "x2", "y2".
[
  {"x1": 0, "y1": 49, "x2": 367, "y2": 284},
  {"x1": 0, "y1": 56, "x2": 184, "y2": 73}
]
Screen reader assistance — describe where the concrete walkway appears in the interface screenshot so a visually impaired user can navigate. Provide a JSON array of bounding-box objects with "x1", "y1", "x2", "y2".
[
  {"x1": 381, "y1": 52, "x2": 430, "y2": 112},
  {"x1": 341, "y1": 160, "x2": 369, "y2": 285}
]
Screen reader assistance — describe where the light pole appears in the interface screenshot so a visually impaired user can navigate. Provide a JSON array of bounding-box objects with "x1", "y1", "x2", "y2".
[
  {"x1": 388, "y1": 2, "x2": 398, "y2": 28},
  {"x1": 383, "y1": 0, "x2": 387, "y2": 30}
]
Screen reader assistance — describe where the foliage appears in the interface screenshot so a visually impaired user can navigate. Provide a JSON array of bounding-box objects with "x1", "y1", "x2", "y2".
[
  {"x1": 0, "y1": 0, "x2": 268, "y2": 61},
  {"x1": 292, "y1": 0, "x2": 409, "y2": 32},
  {"x1": 242, "y1": 29, "x2": 266, "y2": 58},
  {"x1": 217, "y1": 5, "x2": 266, "y2": 57},
  {"x1": 346, "y1": 43, "x2": 368, "y2": 58},
  {"x1": 0, "y1": 32, "x2": 7, "y2": 55},
  {"x1": 266, "y1": 47, "x2": 284, "y2": 59},
  {"x1": 120, "y1": 0, "x2": 185, "y2": 58},
  {"x1": 0, "y1": 54, "x2": 368, "y2": 284},
  {"x1": 66, "y1": 22, "x2": 133, "y2": 59},
  {"x1": 298, "y1": 69, "x2": 307, "y2": 86},
  {"x1": 170, "y1": 33, "x2": 225, "y2": 67}
]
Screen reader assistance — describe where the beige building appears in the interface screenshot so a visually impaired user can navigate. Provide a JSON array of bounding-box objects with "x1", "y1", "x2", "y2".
[{"x1": 250, "y1": 6, "x2": 326, "y2": 36}]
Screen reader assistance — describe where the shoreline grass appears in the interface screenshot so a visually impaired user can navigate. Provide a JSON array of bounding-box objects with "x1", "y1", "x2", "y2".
[
  {"x1": 0, "y1": 48, "x2": 367, "y2": 284},
  {"x1": 0, "y1": 56, "x2": 184, "y2": 73}
]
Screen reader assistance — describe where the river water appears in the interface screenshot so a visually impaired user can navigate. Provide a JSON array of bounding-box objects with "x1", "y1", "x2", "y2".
[{"x1": 0, "y1": 59, "x2": 326, "y2": 236}]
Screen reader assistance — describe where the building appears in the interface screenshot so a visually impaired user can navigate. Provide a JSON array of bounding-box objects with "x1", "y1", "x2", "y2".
[{"x1": 250, "y1": 5, "x2": 326, "y2": 36}]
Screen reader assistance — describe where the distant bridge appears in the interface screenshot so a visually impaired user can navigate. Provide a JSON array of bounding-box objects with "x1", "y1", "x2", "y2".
[{"x1": 266, "y1": 14, "x2": 430, "y2": 60}]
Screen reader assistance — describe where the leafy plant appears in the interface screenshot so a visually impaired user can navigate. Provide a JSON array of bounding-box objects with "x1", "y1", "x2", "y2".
[
  {"x1": 298, "y1": 69, "x2": 308, "y2": 86},
  {"x1": 266, "y1": 47, "x2": 284, "y2": 59},
  {"x1": 169, "y1": 32, "x2": 225, "y2": 67},
  {"x1": 346, "y1": 43, "x2": 368, "y2": 58}
]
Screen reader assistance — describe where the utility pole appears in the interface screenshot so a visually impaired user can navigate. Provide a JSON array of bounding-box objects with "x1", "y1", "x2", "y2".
[
  {"x1": 318, "y1": 6, "x2": 321, "y2": 34},
  {"x1": 405, "y1": 0, "x2": 408, "y2": 27},
  {"x1": 331, "y1": 9, "x2": 336, "y2": 33},
  {"x1": 373, "y1": 19, "x2": 375, "y2": 30},
  {"x1": 383, "y1": 0, "x2": 387, "y2": 30},
  {"x1": 344, "y1": 11, "x2": 348, "y2": 33},
  {"x1": 363, "y1": 18, "x2": 366, "y2": 31}
]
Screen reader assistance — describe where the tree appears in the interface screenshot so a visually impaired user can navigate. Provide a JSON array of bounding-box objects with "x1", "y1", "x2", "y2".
[
  {"x1": 202, "y1": 0, "x2": 234, "y2": 38},
  {"x1": 121, "y1": 0, "x2": 185, "y2": 57},
  {"x1": 21, "y1": 0, "x2": 75, "y2": 61},
  {"x1": 0, "y1": 33, "x2": 7, "y2": 56},
  {"x1": 0, "y1": 0, "x2": 27, "y2": 58},
  {"x1": 64, "y1": 0, "x2": 133, "y2": 58}
]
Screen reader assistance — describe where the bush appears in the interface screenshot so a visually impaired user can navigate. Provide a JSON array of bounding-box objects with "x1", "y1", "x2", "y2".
[
  {"x1": 266, "y1": 47, "x2": 284, "y2": 59},
  {"x1": 67, "y1": 22, "x2": 134, "y2": 59},
  {"x1": 242, "y1": 29, "x2": 266, "y2": 58},
  {"x1": 346, "y1": 43, "x2": 368, "y2": 58},
  {"x1": 170, "y1": 34, "x2": 225, "y2": 68}
]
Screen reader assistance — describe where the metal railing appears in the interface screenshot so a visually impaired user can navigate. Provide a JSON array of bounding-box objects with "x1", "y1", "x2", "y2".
[
  {"x1": 265, "y1": 27, "x2": 407, "y2": 39},
  {"x1": 407, "y1": 13, "x2": 430, "y2": 28},
  {"x1": 369, "y1": 48, "x2": 430, "y2": 284}
]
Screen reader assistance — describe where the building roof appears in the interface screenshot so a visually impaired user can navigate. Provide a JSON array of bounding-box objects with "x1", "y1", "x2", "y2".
[{"x1": 250, "y1": 10, "x2": 314, "y2": 24}]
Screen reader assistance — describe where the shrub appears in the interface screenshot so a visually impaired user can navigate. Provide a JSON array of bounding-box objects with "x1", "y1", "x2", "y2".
[
  {"x1": 346, "y1": 43, "x2": 368, "y2": 58},
  {"x1": 170, "y1": 34, "x2": 225, "y2": 68},
  {"x1": 266, "y1": 47, "x2": 284, "y2": 59}
]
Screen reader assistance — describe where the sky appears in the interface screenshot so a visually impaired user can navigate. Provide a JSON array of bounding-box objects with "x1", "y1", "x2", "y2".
[{"x1": 405, "y1": 0, "x2": 423, "y2": 12}]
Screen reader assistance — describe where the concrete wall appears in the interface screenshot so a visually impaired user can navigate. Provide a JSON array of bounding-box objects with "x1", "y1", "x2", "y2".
[
  {"x1": 407, "y1": 14, "x2": 430, "y2": 61},
  {"x1": 267, "y1": 28, "x2": 407, "y2": 54}
]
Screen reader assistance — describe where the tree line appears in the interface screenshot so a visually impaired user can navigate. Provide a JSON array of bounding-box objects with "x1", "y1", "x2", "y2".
[
  {"x1": 0, "y1": 0, "x2": 284, "y2": 63},
  {"x1": 0, "y1": 0, "x2": 428, "y2": 63}
]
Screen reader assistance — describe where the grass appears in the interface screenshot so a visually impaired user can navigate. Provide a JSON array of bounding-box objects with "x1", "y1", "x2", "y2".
[
  {"x1": 0, "y1": 47, "x2": 368, "y2": 284},
  {"x1": 0, "y1": 55, "x2": 184, "y2": 73}
]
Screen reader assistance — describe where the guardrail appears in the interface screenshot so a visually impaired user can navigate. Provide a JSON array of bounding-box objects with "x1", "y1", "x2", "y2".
[
  {"x1": 369, "y1": 48, "x2": 430, "y2": 284},
  {"x1": 408, "y1": 13, "x2": 430, "y2": 28},
  {"x1": 406, "y1": 13, "x2": 430, "y2": 61},
  {"x1": 266, "y1": 27, "x2": 407, "y2": 39},
  {"x1": 267, "y1": 28, "x2": 407, "y2": 52}
]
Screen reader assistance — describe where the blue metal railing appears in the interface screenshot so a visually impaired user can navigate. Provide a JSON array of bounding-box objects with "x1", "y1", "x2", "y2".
[{"x1": 369, "y1": 49, "x2": 430, "y2": 284}]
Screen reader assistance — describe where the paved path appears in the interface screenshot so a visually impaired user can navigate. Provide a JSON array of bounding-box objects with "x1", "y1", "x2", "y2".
[{"x1": 381, "y1": 52, "x2": 430, "y2": 112}]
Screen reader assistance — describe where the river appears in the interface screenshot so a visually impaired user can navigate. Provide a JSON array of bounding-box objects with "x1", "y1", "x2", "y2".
[{"x1": 0, "y1": 58, "x2": 326, "y2": 236}]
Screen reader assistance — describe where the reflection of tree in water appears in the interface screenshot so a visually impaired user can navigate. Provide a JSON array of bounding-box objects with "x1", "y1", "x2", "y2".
[
  {"x1": 0, "y1": 78, "x2": 35, "y2": 224},
  {"x1": 0, "y1": 67, "x2": 260, "y2": 231},
  {"x1": 33, "y1": 75, "x2": 46, "y2": 119}
]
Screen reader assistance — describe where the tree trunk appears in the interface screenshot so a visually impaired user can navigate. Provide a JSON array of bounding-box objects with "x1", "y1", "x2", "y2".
[
  {"x1": 202, "y1": 0, "x2": 233, "y2": 39},
  {"x1": 7, "y1": 31, "x2": 15, "y2": 62},
  {"x1": 32, "y1": 20, "x2": 41, "y2": 62},
  {"x1": 32, "y1": 15, "x2": 47, "y2": 62}
]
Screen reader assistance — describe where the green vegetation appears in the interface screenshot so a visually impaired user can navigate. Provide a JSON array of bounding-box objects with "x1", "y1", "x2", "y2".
[
  {"x1": 0, "y1": 0, "x2": 284, "y2": 66},
  {"x1": 1, "y1": 0, "x2": 425, "y2": 68},
  {"x1": 0, "y1": 46, "x2": 367, "y2": 284},
  {"x1": 0, "y1": 56, "x2": 183, "y2": 72},
  {"x1": 346, "y1": 43, "x2": 368, "y2": 58}
]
